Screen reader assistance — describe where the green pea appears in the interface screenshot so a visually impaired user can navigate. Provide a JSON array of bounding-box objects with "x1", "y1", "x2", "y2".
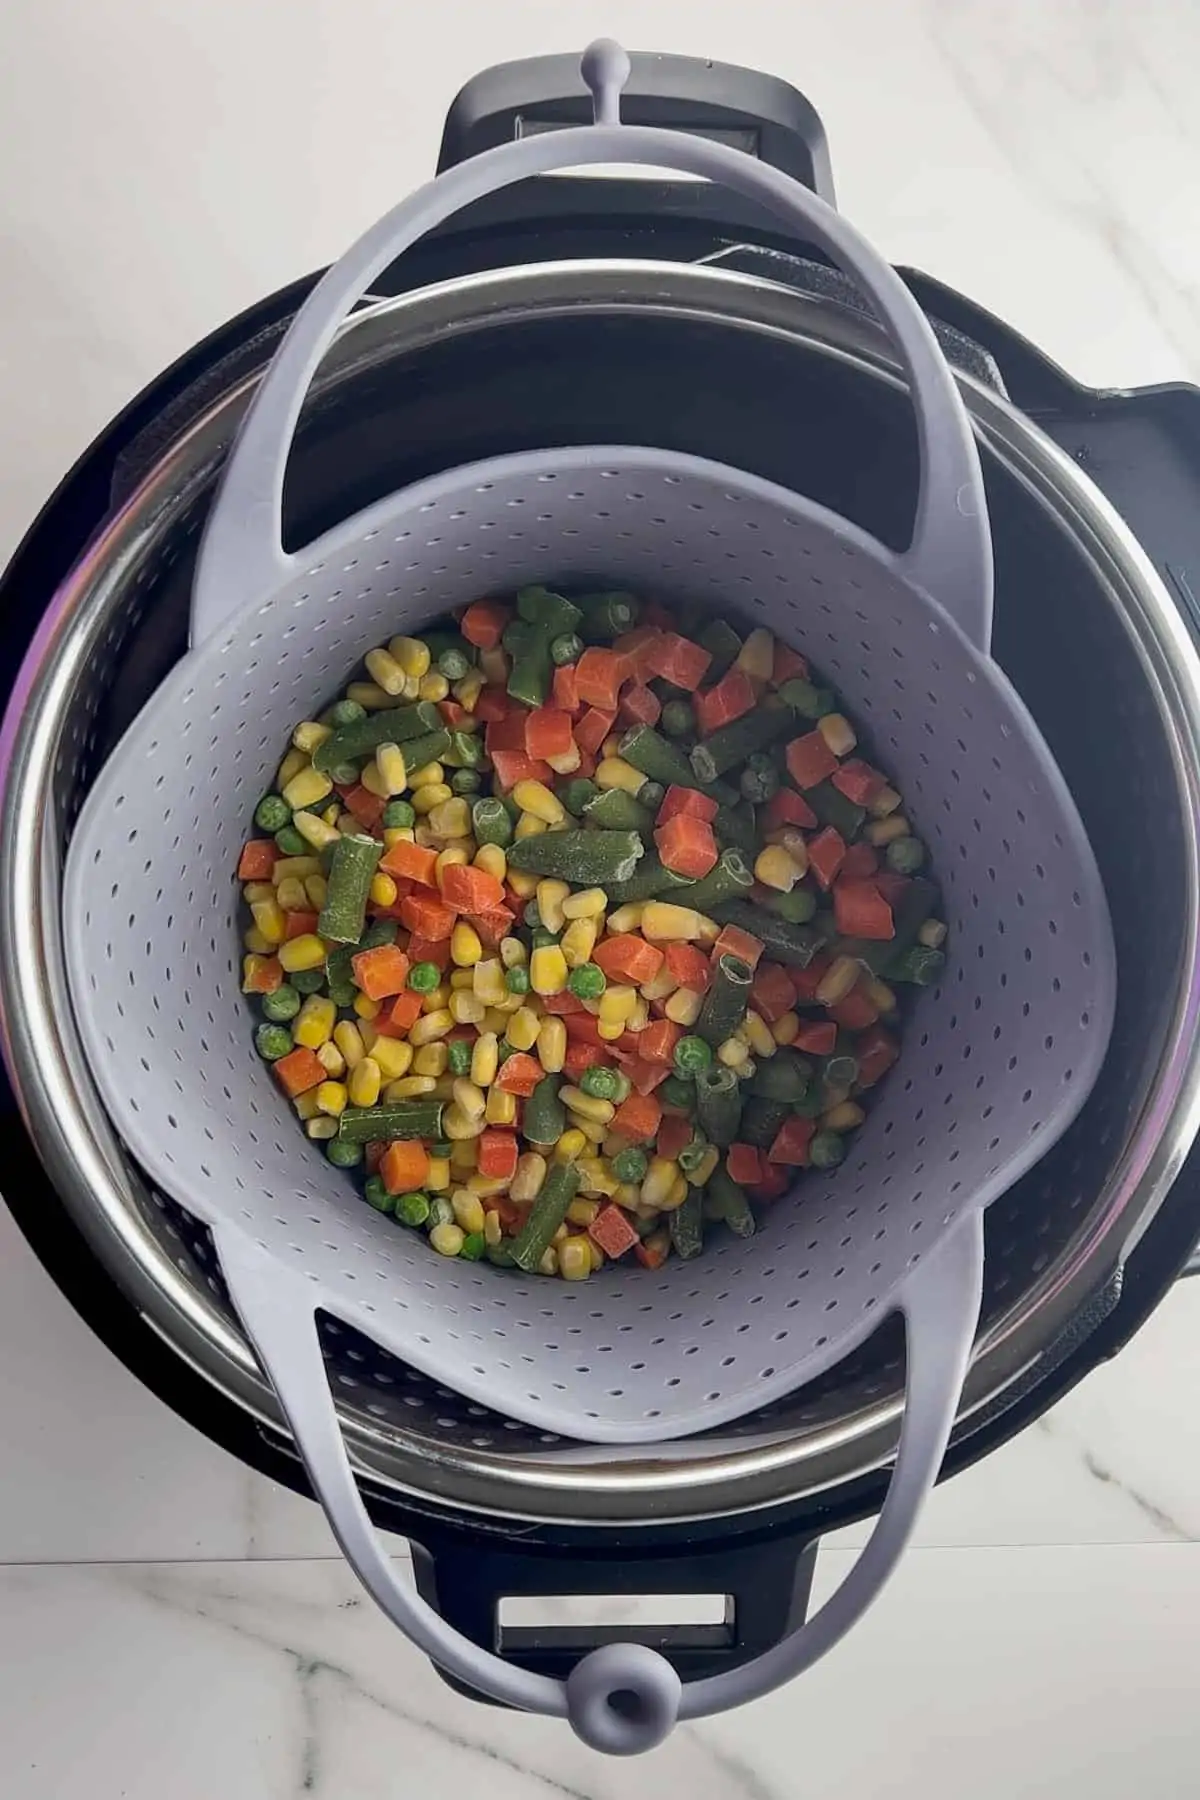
[
  {"x1": 659, "y1": 1075, "x2": 696, "y2": 1110},
  {"x1": 450, "y1": 768, "x2": 481, "y2": 795},
  {"x1": 327, "y1": 1137, "x2": 363, "y2": 1168},
  {"x1": 459, "y1": 1232, "x2": 487, "y2": 1261},
  {"x1": 395, "y1": 1190, "x2": 432, "y2": 1227},
  {"x1": 611, "y1": 1146, "x2": 648, "y2": 1184},
  {"x1": 328, "y1": 699, "x2": 367, "y2": 727},
  {"x1": 886, "y1": 836, "x2": 927, "y2": 875},
  {"x1": 673, "y1": 1035, "x2": 714, "y2": 1077},
  {"x1": 568, "y1": 962, "x2": 606, "y2": 1000},
  {"x1": 660, "y1": 699, "x2": 696, "y2": 739},
  {"x1": 383, "y1": 799, "x2": 416, "y2": 830},
  {"x1": 522, "y1": 900, "x2": 542, "y2": 930},
  {"x1": 438, "y1": 646, "x2": 471, "y2": 681},
  {"x1": 254, "y1": 1023, "x2": 293, "y2": 1062},
  {"x1": 364, "y1": 1174, "x2": 395, "y2": 1212},
  {"x1": 408, "y1": 961, "x2": 441, "y2": 994},
  {"x1": 428, "y1": 1195, "x2": 455, "y2": 1230},
  {"x1": 809, "y1": 1130, "x2": 846, "y2": 1169},
  {"x1": 274, "y1": 824, "x2": 307, "y2": 856},
  {"x1": 505, "y1": 965, "x2": 530, "y2": 994},
  {"x1": 580, "y1": 1065, "x2": 620, "y2": 1100},
  {"x1": 260, "y1": 983, "x2": 301, "y2": 1023},
  {"x1": 640, "y1": 780, "x2": 665, "y2": 810},
  {"x1": 330, "y1": 761, "x2": 361, "y2": 787},
  {"x1": 254, "y1": 793, "x2": 291, "y2": 833},
  {"x1": 289, "y1": 968, "x2": 327, "y2": 995},
  {"x1": 447, "y1": 1039, "x2": 473, "y2": 1077}
]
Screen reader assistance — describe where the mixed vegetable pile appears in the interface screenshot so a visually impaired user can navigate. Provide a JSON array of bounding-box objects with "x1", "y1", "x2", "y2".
[{"x1": 237, "y1": 588, "x2": 947, "y2": 1280}]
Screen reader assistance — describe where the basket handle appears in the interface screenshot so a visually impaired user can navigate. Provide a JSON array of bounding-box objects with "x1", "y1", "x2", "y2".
[
  {"x1": 213, "y1": 1207, "x2": 983, "y2": 1756},
  {"x1": 191, "y1": 40, "x2": 992, "y2": 652}
]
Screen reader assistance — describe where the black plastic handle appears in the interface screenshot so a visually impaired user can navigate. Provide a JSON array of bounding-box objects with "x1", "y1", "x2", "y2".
[
  {"x1": 437, "y1": 49, "x2": 836, "y2": 205},
  {"x1": 410, "y1": 1525, "x2": 818, "y2": 1700}
]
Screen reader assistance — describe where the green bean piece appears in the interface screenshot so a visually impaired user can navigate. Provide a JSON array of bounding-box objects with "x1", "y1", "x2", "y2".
[
  {"x1": 677, "y1": 1135, "x2": 712, "y2": 1177},
  {"x1": 289, "y1": 968, "x2": 327, "y2": 995},
  {"x1": 748, "y1": 1049, "x2": 814, "y2": 1103},
  {"x1": 568, "y1": 962, "x2": 606, "y2": 1000},
  {"x1": 740, "y1": 758, "x2": 780, "y2": 803},
  {"x1": 823, "y1": 1051, "x2": 860, "y2": 1090},
  {"x1": 777, "y1": 677, "x2": 836, "y2": 719},
  {"x1": 557, "y1": 777, "x2": 599, "y2": 817},
  {"x1": 738, "y1": 1096, "x2": 792, "y2": 1151},
  {"x1": 486, "y1": 1242, "x2": 517, "y2": 1268},
  {"x1": 261, "y1": 983, "x2": 301, "y2": 1023},
  {"x1": 886, "y1": 835, "x2": 927, "y2": 875},
  {"x1": 395, "y1": 1191, "x2": 432, "y2": 1228},
  {"x1": 846, "y1": 878, "x2": 942, "y2": 976},
  {"x1": 550, "y1": 632, "x2": 584, "y2": 666},
  {"x1": 669, "y1": 1190, "x2": 705, "y2": 1260},
  {"x1": 336, "y1": 1100, "x2": 445, "y2": 1143},
  {"x1": 689, "y1": 702, "x2": 793, "y2": 784},
  {"x1": 472, "y1": 796, "x2": 514, "y2": 848},
  {"x1": 696, "y1": 952, "x2": 753, "y2": 1047},
  {"x1": 324, "y1": 943, "x2": 358, "y2": 1008},
  {"x1": 318, "y1": 833, "x2": 382, "y2": 945},
  {"x1": 889, "y1": 945, "x2": 947, "y2": 986},
  {"x1": 447, "y1": 1039, "x2": 473, "y2": 1077},
  {"x1": 420, "y1": 630, "x2": 478, "y2": 668},
  {"x1": 706, "y1": 1167, "x2": 756, "y2": 1237},
  {"x1": 577, "y1": 590, "x2": 640, "y2": 641},
  {"x1": 523, "y1": 1074, "x2": 566, "y2": 1147},
  {"x1": 359, "y1": 919, "x2": 399, "y2": 949},
  {"x1": 429, "y1": 1141, "x2": 454, "y2": 1160},
  {"x1": 504, "y1": 618, "x2": 554, "y2": 709},
  {"x1": 611, "y1": 1146, "x2": 648, "y2": 1184},
  {"x1": 391, "y1": 727, "x2": 453, "y2": 776},
  {"x1": 507, "y1": 829, "x2": 644, "y2": 885},
  {"x1": 517, "y1": 584, "x2": 584, "y2": 639},
  {"x1": 670, "y1": 848, "x2": 754, "y2": 914},
  {"x1": 809, "y1": 1130, "x2": 847, "y2": 1170},
  {"x1": 660, "y1": 698, "x2": 696, "y2": 739},
  {"x1": 805, "y1": 780, "x2": 866, "y2": 842},
  {"x1": 673, "y1": 1035, "x2": 713, "y2": 1077},
  {"x1": 659, "y1": 1074, "x2": 696, "y2": 1111},
  {"x1": 511, "y1": 1161, "x2": 580, "y2": 1273},
  {"x1": 709, "y1": 900, "x2": 823, "y2": 968},
  {"x1": 602, "y1": 856, "x2": 692, "y2": 906},
  {"x1": 581, "y1": 787, "x2": 655, "y2": 834},
  {"x1": 697, "y1": 618, "x2": 743, "y2": 680},
  {"x1": 327, "y1": 1137, "x2": 364, "y2": 1168},
  {"x1": 254, "y1": 1022, "x2": 293, "y2": 1061},
  {"x1": 712, "y1": 804, "x2": 759, "y2": 857},
  {"x1": 531, "y1": 928, "x2": 559, "y2": 951},
  {"x1": 311, "y1": 701, "x2": 442, "y2": 773},
  {"x1": 274, "y1": 824, "x2": 307, "y2": 856},
  {"x1": 382, "y1": 799, "x2": 416, "y2": 830},
  {"x1": 694, "y1": 1063, "x2": 744, "y2": 1146},
  {"x1": 254, "y1": 793, "x2": 291, "y2": 833},
  {"x1": 407, "y1": 961, "x2": 441, "y2": 993},
  {"x1": 442, "y1": 730, "x2": 482, "y2": 771},
  {"x1": 618, "y1": 724, "x2": 701, "y2": 790},
  {"x1": 363, "y1": 1174, "x2": 395, "y2": 1213},
  {"x1": 580, "y1": 1065, "x2": 621, "y2": 1100},
  {"x1": 767, "y1": 886, "x2": 817, "y2": 924},
  {"x1": 327, "y1": 698, "x2": 367, "y2": 728},
  {"x1": 505, "y1": 965, "x2": 530, "y2": 994},
  {"x1": 451, "y1": 767, "x2": 482, "y2": 795}
]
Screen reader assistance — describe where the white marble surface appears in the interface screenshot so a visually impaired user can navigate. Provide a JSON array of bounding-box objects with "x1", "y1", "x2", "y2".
[{"x1": 3, "y1": 0, "x2": 1200, "y2": 1792}]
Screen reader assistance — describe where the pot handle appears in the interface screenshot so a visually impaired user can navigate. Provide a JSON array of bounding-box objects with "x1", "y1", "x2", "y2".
[
  {"x1": 191, "y1": 39, "x2": 992, "y2": 652},
  {"x1": 213, "y1": 1208, "x2": 983, "y2": 1756}
]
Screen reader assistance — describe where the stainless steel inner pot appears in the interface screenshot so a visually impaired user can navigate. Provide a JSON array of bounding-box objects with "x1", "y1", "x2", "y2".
[{"x1": 5, "y1": 258, "x2": 1200, "y2": 1527}]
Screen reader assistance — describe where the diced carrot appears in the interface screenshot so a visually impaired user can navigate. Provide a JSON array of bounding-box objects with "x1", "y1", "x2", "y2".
[
  {"x1": 713, "y1": 922, "x2": 765, "y2": 970},
  {"x1": 477, "y1": 1129, "x2": 519, "y2": 1181},
  {"x1": 370, "y1": 1010, "x2": 406, "y2": 1039},
  {"x1": 611, "y1": 1091, "x2": 663, "y2": 1141},
  {"x1": 237, "y1": 839, "x2": 278, "y2": 881},
  {"x1": 461, "y1": 598, "x2": 510, "y2": 649},
  {"x1": 618, "y1": 682, "x2": 662, "y2": 727},
  {"x1": 485, "y1": 712, "x2": 529, "y2": 756},
  {"x1": 808, "y1": 827, "x2": 847, "y2": 892},
  {"x1": 873, "y1": 870, "x2": 911, "y2": 908},
  {"x1": 856, "y1": 1025, "x2": 900, "y2": 1088},
  {"x1": 656, "y1": 1112, "x2": 693, "y2": 1160},
  {"x1": 771, "y1": 641, "x2": 809, "y2": 686},
  {"x1": 406, "y1": 933, "x2": 451, "y2": 972},
  {"x1": 490, "y1": 749, "x2": 553, "y2": 791},
  {"x1": 438, "y1": 700, "x2": 470, "y2": 729},
  {"x1": 488, "y1": 1196, "x2": 522, "y2": 1232},
  {"x1": 833, "y1": 880, "x2": 894, "y2": 940},
  {"x1": 399, "y1": 894, "x2": 456, "y2": 941},
  {"x1": 284, "y1": 909, "x2": 320, "y2": 941},
  {"x1": 614, "y1": 1028, "x2": 644, "y2": 1057},
  {"x1": 351, "y1": 943, "x2": 411, "y2": 1000},
  {"x1": 644, "y1": 632, "x2": 712, "y2": 692},
  {"x1": 524, "y1": 706, "x2": 575, "y2": 762},
  {"x1": 612, "y1": 625, "x2": 664, "y2": 681},
  {"x1": 576, "y1": 750, "x2": 598, "y2": 781},
  {"x1": 790, "y1": 954, "x2": 831, "y2": 1003},
  {"x1": 474, "y1": 686, "x2": 511, "y2": 724},
  {"x1": 829, "y1": 989, "x2": 881, "y2": 1031},
  {"x1": 388, "y1": 989, "x2": 424, "y2": 1032},
  {"x1": 439, "y1": 863, "x2": 506, "y2": 916},
  {"x1": 593, "y1": 934, "x2": 665, "y2": 986},
  {"x1": 786, "y1": 732, "x2": 840, "y2": 790},
  {"x1": 831, "y1": 759, "x2": 887, "y2": 806},
  {"x1": 587, "y1": 1203, "x2": 641, "y2": 1260},
  {"x1": 751, "y1": 1164, "x2": 791, "y2": 1202},
  {"x1": 794, "y1": 1019, "x2": 838, "y2": 1055},
  {"x1": 664, "y1": 941, "x2": 712, "y2": 991},
  {"x1": 339, "y1": 784, "x2": 385, "y2": 830},
  {"x1": 634, "y1": 1236, "x2": 669, "y2": 1270},
  {"x1": 563, "y1": 1012, "x2": 605, "y2": 1046},
  {"x1": 770, "y1": 1116, "x2": 816, "y2": 1166},
  {"x1": 762, "y1": 787, "x2": 818, "y2": 833},
  {"x1": 551, "y1": 663, "x2": 581, "y2": 714},
  {"x1": 365, "y1": 1142, "x2": 386, "y2": 1174},
  {"x1": 273, "y1": 1046, "x2": 326, "y2": 1097},
  {"x1": 656, "y1": 785, "x2": 718, "y2": 826},
  {"x1": 564, "y1": 1041, "x2": 607, "y2": 1080},
  {"x1": 381, "y1": 1140, "x2": 430, "y2": 1195},
  {"x1": 494, "y1": 1052, "x2": 544, "y2": 1097},
  {"x1": 655, "y1": 813, "x2": 719, "y2": 879},
  {"x1": 749, "y1": 962, "x2": 796, "y2": 1024},
  {"x1": 641, "y1": 600, "x2": 674, "y2": 630},
  {"x1": 243, "y1": 955, "x2": 283, "y2": 994},
  {"x1": 726, "y1": 1144, "x2": 764, "y2": 1185},
  {"x1": 627, "y1": 1057, "x2": 671, "y2": 1096},
  {"x1": 574, "y1": 648, "x2": 623, "y2": 711},
  {"x1": 540, "y1": 988, "x2": 585, "y2": 1015},
  {"x1": 574, "y1": 706, "x2": 617, "y2": 755},
  {"x1": 469, "y1": 905, "x2": 516, "y2": 948},
  {"x1": 380, "y1": 840, "x2": 439, "y2": 886},
  {"x1": 694, "y1": 668, "x2": 755, "y2": 736},
  {"x1": 638, "y1": 1018, "x2": 682, "y2": 1065},
  {"x1": 840, "y1": 843, "x2": 880, "y2": 882}
]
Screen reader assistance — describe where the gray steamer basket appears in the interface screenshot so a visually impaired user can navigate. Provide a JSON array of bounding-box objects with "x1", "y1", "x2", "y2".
[{"x1": 62, "y1": 43, "x2": 1115, "y2": 1755}]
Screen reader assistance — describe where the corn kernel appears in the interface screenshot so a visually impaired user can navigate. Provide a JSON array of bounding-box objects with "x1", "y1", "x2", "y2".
[
  {"x1": 353, "y1": 759, "x2": 384, "y2": 799},
  {"x1": 537, "y1": 1017, "x2": 567, "y2": 1074},
  {"x1": 453, "y1": 668, "x2": 486, "y2": 711},
  {"x1": 371, "y1": 1038, "x2": 413, "y2": 1082},
  {"x1": 446, "y1": 991, "x2": 482, "y2": 1028},
  {"x1": 507, "y1": 1152, "x2": 546, "y2": 1205},
  {"x1": 387, "y1": 635, "x2": 431, "y2": 679},
  {"x1": 717, "y1": 1035, "x2": 751, "y2": 1069},
  {"x1": 272, "y1": 876, "x2": 306, "y2": 912},
  {"x1": 560, "y1": 917, "x2": 598, "y2": 968},
  {"x1": 587, "y1": 1240, "x2": 606, "y2": 1271},
  {"x1": 277, "y1": 747, "x2": 307, "y2": 789},
  {"x1": 249, "y1": 898, "x2": 286, "y2": 945},
  {"x1": 243, "y1": 880, "x2": 277, "y2": 906},
  {"x1": 409, "y1": 760, "x2": 446, "y2": 790},
  {"x1": 468, "y1": 1170, "x2": 509, "y2": 1198},
  {"x1": 364, "y1": 646, "x2": 406, "y2": 696},
  {"x1": 484, "y1": 1087, "x2": 516, "y2": 1128},
  {"x1": 536, "y1": 879, "x2": 570, "y2": 933},
  {"x1": 471, "y1": 958, "x2": 507, "y2": 1006},
  {"x1": 640, "y1": 965, "x2": 679, "y2": 1002},
  {"x1": 497, "y1": 938, "x2": 527, "y2": 970},
  {"x1": 594, "y1": 756, "x2": 646, "y2": 796},
  {"x1": 451, "y1": 1189, "x2": 487, "y2": 1236},
  {"x1": 417, "y1": 670, "x2": 450, "y2": 703},
  {"x1": 426, "y1": 1157, "x2": 451, "y2": 1191},
  {"x1": 606, "y1": 901, "x2": 646, "y2": 935},
  {"x1": 561, "y1": 887, "x2": 607, "y2": 920},
  {"x1": 412, "y1": 1041, "x2": 449, "y2": 1078},
  {"x1": 824, "y1": 1100, "x2": 867, "y2": 1133},
  {"x1": 367, "y1": 742, "x2": 405, "y2": 797},
  {"x1": 243, "y1": 928, "x2": 272, "y2": 955},
  {"x1": 430, "y1": 1075, "x2": 456, "y2": 1102},
  {"x1": 558, "y1": 1238, "x2": 592, "y2": 1281},
  {"x1": 409, "y1": 1008, "x2": 454, "y2": 1047},
  {"x1": 743, "y1": 1010, "x2": 776, "y2": 1058},
  {"x1": 628, "y1": 999, "x2": 649, "y2": 1033},
  {"x1": 278, "y1": 933, "x2": 327, "y2": 975},
  {"x1": 772, "y1": 1011, "x2": 801, "y2": 1046},
  {"x1": 482, "y1": 1005, "x2": 512, "y2": 1035},
  {"x1": 545, "y1": 742, "x2": 582, "y2": 775},
  {"x1": 358, "y1": 1020, "x2": 378, "y2": 1054},
  {"x1": 333, "y1": 1020, "x2": 365, "y2": 1068},
  {"x1": 735, "y1": 626, "x2": 775, "y2": 682},
  {"x1": 918, "y1": 918, "x2": 948, "y2": 950},
  {"x1": 363, "y1": 873, "x2": 395, "y2": 912},
  {"x1": 505, "y1": 1007, "x2": 541, "y2": 1052},
  {"x1": 315, "y1": 1080, "x2": 348, "y2": 1118},
  {"x1": 272, "y1": 855, "x2": 320, "y2": 884},
  {"x1": 386, "y1": 1075, "x2": 438, "y2": 1099},
  {"x1": 567, "y1": 1197, "x2": 601, "y2": 1229},
  {"x1": 293, "y1": 1089, "x2": 322, "y2": 1122},
  {"x1": 429, "y1": 797, "x2": 471, "y2": 840},
  {"x1": 641, "y1": 902, "x2": 706, "y2": 942},
  {"x1": 443, "y1": 1102, "x2": 485, "y2": 1141},
  {"x1": 664, "y1": 985, "x2": 703, "y2": 1027},
  {"x1": 554, "y1": 1128, "x2": 588, "y2": 1163},
  {"x1": 755, "y1": 844, "x2": 801, "y2": 892},
  {"x1": 430, "y1": 1221, "x2": 465, "y2": 1257},
  {"x1": 290, "y1": 994, "x2": 335, "y2": 1050},
  {"x1": 282, "y1": 764, "x2": 334, "y2": 812},
  {"x1": 306, "y1": 1116, "x2": 339, "y2": 1141},
  {"x1": 241, "y1": 953, "x2": 273, "y2": 992},
  {"x1": 412, "y1": 782, "x2": 453, "y2": 815},
  {"x1": 449, "y1": 1138, "x2": 478, "y2": 1170},
  {"x1": 292, "y1": 810, "x2": 340, "y2": 851},
  {"x1": 441, "y1": 924, "x2": 480, "y2": 974},
  {"x1": 304, "y1": 874, "x2": 329, "y2": 910},
  {"x1": 690, "y1": 1145, "x2": 721, "y2": 1186},
  {"x1": 530, "y1": 945, "x2": 568, "y2": 996},
  {"x1": 866, "y1": 814, "x2": 911, "y2": 847},
  {"x1": 538, "y1": 1246, "x2": 559, "y2": 1277},
  {"x1": 474, "y1": 842, "x2": 507, "y2": 883},
  {"x1": 560, "y1": 1085, "x2": 615, "y2": 1124},
  {"x1": 382, "y1": 828, "x2": 416, "y2": 855},
  {"x1": 512, "y1": 779, "x2": 565, "y2": 825},
  {"x1": 863, "y1": 976, "x2": 897, "y2": 1016},
  {"x1": 349, "y1": 995, "x2": 379, "y2": 1025},
  {"x1": 506, "y1": 867, "x2": 538, "y2": 899},
  {"x1": 345, "y1": 682, "x2": 391, "y2": 711},
  {"x1": 816, "y1": 956, "x2": 861, "y2": 1006},
  {"x1": 513, "y1": 812, "x2": 548, "y2": 842},
  {"x1": 484, "y1": 1209, "x2": 503, "y2": 1247},
  {"x1": 575, "y1": 1118, "x2": 609, "y2": 1147},
  {"x1": 817, "y1": 712, "x2": 857, "y2": 757},
  {"x1": 641, "y1": 1158, "x2": 680, "y2": 1208},
  {"x1": 345, "y1": 1057, "x2": 381, "y2": 1108},
  {"x1": 661, "y1": 1172, "x2": 690, "y2": 1211},
  {"x1": 452, "y1": 1077, "x2": 486, "y2": 1122}
]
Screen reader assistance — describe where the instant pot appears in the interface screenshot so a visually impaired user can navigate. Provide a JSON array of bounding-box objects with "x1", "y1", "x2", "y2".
[{"x1": 4, "y1": 49, "x2": 1200, "y2": 1700}]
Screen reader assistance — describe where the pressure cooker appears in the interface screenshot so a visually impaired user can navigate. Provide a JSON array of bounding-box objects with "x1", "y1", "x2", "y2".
[{"x1": 3, "y1": 48, "x2": 1200, "y2": 1706}]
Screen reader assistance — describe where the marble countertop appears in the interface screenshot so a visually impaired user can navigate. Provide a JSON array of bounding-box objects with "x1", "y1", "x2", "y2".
[{"x1": 3, "y1": 0, "x2": 1200, "y2": 1793}]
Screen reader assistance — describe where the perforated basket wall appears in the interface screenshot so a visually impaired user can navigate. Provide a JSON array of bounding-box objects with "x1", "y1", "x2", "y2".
[{"x1": 63, "y1": 447, "x2": 1115, "y2": 1443}]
